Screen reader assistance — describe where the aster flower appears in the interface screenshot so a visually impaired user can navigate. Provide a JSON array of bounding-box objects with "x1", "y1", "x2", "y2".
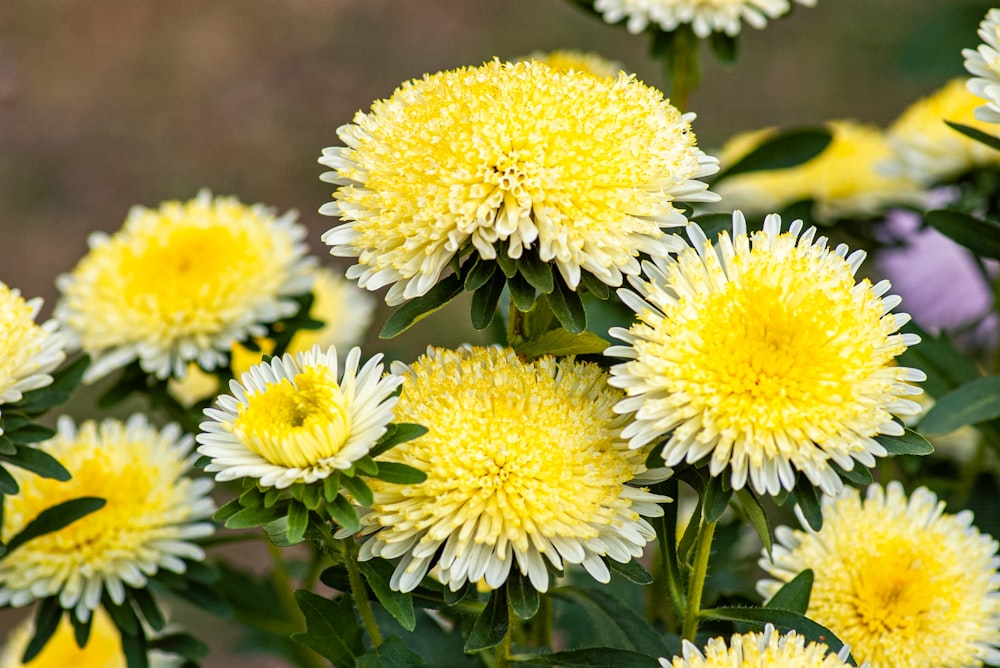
[
  {"x1": 759, "y1": 482, "x2": 1000, "y2": 668},
  {"x1": 593, "y1": 0, "x2": 816, "y2": 37},
  {"x1": 607, "y1": 211, "x2": 925, "y2": 496},
  {"x1": 0, "y1": 282, "x2": 66, "y2": 434},
  {"x1": 55, "y1": 190, "x2": 314, "y2": 383},
  {"x1": 661, "y1": 623, "x2": 858, "y2": 668},
  {"x1": 197, "y1": 345, "x2": 401, "y2": 490},
  {"x1": 0, "y1": 415, "x2": 215, "y2": 622},
  {"x1": 712, "y1": 121, "x2": 924, "y2": 221},
  {"x1": 320, "y1": 59, "x2": 717, "y2": 307},
  {"x1": 524, "y1": 49, "x2": 624, "y2": 78},
  {"x1": 884, "y1": 79, "x2": 1000, "y2": 185},
  {"x1": 963, "y1": 8, "x2": 1000, "y2": 123},
  {"x1": 357, "y1": 346, "x2": 670, "y2": 593},
  {"x1": 0, "y1": 609, "x2": 125, "y2": 668}
]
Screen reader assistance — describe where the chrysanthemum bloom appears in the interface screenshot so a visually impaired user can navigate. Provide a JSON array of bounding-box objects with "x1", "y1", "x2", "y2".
[
  {"x1": 197, "y1": 345, "x2": 401, "y2": 490},
  {"x1": 168, "y1": 265, "x2": 376, "y2": 406},
  {"x1": 357, "y1": 346, "x2": 671, "y2": 593},
  {"x1": 0, "y1": 416, "x2": 215, "y2": 622},
  {"x1": 712, "y1": 121, "x2": 923, "y2": 221},
  {"x1": 320, "y1": 59, "x2": 718, "y2": 306},
  {"x1": 885, "y1": 79, "x2": 1000, "y2": 185},
  {"x1": 524, "y1": 49, "x2": 624, "y2": 78},
  {"x1": 593, "y1": 0, "x2": 816, "y2": 37},
  {"x1": 607, "y1": 211, "x2": 925, "y2": 495},
  {"x1": 964, "y1": 8, "x2": 1000, "y2": 123},
  {"x1": 0, "y1": 609, "x2": 125, "y2": 668},
  {"x1": 55, "y1": 190, "x2": 314, "y2": 382},
  {"x1": 759, "y1": 482, "x2": 1000, "y2": 668},
  {"x1": 660, "y1": 623, "x2": 858, "y2": 668},
  {"x1": 0, "y1": 283, "x2": 65, "y2": 434}
]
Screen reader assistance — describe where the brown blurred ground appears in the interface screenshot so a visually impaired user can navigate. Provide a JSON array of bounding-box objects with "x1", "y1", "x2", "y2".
[{"x1": 0, "y1": 0, "x2": 991, "y2": 665}]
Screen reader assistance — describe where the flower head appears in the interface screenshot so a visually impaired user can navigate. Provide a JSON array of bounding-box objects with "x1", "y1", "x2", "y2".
[
  {"x1": 661, "y1": 623, "x2": 857, "y2": 668},
  {"x1": 524, "y1": 49, "x2": 624, "y2": 78},
  {"x1": 713, "y1": 121, "x2": 923, "y2": 221},
  {"x1": 0, "y1": 283, "x2": 65, "y2": 434},
  {"x1": 607, "y1": 211, "x2": 925, "y2": 495},
  {"x1": 759, "y1": 482, "x2": 1000, "y2": 668},
  {"x1": 963, "y1": 8, "x2": 1000, "y2": 123},
  {"x1": 358, "y1": 346, "x2": 670, "y2": 593},
  {"x1": 593, "y1": 0, "x2": 816, "y2": 37},
  {"x1": 0, "y1": 609, "x2": 125, "y2": 668},
  {"x1": 885, "y1": 79, "x2": 1000, "y2": 184},
  {"x1": 320, "y1": 59, "x2": 717, "y2": 305},
  {"x1": 55, "y1": 190, "x2": 314, "y2": 382},
  {"x1": 197, "y1": 345, "x2": 401, "y2": 489},
  {"x1": 0, "y1": 416, "x2": 215, "y2": 622}
]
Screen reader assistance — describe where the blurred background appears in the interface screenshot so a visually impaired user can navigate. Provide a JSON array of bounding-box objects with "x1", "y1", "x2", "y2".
[{"x1": 0, "y1": 1, "x2": 994, "y2": 664}]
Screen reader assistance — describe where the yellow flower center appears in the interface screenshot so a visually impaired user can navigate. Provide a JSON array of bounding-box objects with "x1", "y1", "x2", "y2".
[
  {"x1": 374, "y1": 349, "x2": 638, "y2": 554},
  {"x1": 233, "y1": 366, "x2": 352, "y2": 468}
]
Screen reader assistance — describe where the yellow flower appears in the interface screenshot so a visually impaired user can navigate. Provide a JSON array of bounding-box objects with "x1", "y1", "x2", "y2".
[
  {"x1": 713, "y1": 121, "x2": 923, "y2": 221},
  {"x1": 56, "y1": 190, "x2": 313, "y2": 382},
  {"x1": 0, "y1": 416, "x2": 214, "y2": 622},
  {"x1": 964, "y1": 8, "x2": 1000, "y2": 123},
  {"x1": 524, "y1": 50, "x2": 624, "y2": 78},
  {"x1": 320, "y1": 59, "x2": 717, "y2": 306},
  {"x1": 607, "y1": 211, "x2": 924, "y2": 495},
  {"x1": 593, "y1": 0, "x2": 816, "y2": 37},
  {"x1": 661, "y1": 624, "x2": 857, "y2": 668},
  {"x1": 0, "y1": 283, "x2": 65, "y2": 434},
  {"x1": 0, "y1": 609, "x2": 125, "y2": 668},
  {"x1": 885, "y1": 79, "x2": 1000, "y2": 184},
  {"x1": 197, "y1": 345, "x2": 401, "y2": 489},
  {"x1": 358, "y1": 346, "x2": 670, "y2": 593},
  {"x1": 759, "y1": 482, "x2": 1000, "y2": 668}
]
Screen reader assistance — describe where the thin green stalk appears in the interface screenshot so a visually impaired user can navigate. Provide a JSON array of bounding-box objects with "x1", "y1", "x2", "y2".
[
  {"x1": 531, "y1": 594, "x2": 553, "y2": 648},
  {"x1": 681, "y1": 518, "x2": 717, "y2": 642},
  {"x1": 265, "y1": 542, "x2": 325, "y2": 668},
  {"x1": 344, "y1": 539, "x2": 383, "y2": 648},
  {"x1": 496, "y1": 598, "x2": 513, "y2": 668},
  {"x1": 508, "y1": 300, "x2": 525, "y2": 344},
  {"x1": 667, "y1": 26, "x2": 700, "y2": 112}
]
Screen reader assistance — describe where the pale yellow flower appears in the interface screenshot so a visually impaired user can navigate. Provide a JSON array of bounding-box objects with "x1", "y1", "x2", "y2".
[
  {"x1": 0, "y1": 609, "x2": 125, "y2": 668},
  {"x1": 661, "y1": 624, "x2": 858, "y2": 668},
  {"x1": 320, "y1": 59, "x2": 717, "y2": 306},
  {"x1": 964, "y1": 8, "x2": 1000, "y2": 123},
  {"x1": 759, "y1": 482, "x2": 1000, "y2": 668},
  {"x1": 524, "y1": 50, "x2": 624, "y2": 78},
  {"x1": 594, "y1": 0, "x2": 816, "y2": 37},
  {"x1": 358, "y1": 346, "x2": 670, "y2": 593},
  {"x1": 607, "y1": 211, "x2": 924, "y2": 495}
]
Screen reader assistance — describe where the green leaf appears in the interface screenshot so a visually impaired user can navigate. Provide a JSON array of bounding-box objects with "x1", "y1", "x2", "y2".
[
  {"x1": 70, "y1": 612, "x2": 93, "y2": 649},
  {"x1": 380, "y1": 273, "x2": 464, "y2": 339},
  {"x1": 518, "y1": 648, "x2": 660, "y2": 667},
  {"x1": 224, "y1": 503, "x2": 288, "y2": 530},
  {"x1": 578, "y1": 271, "x2": 610, "y2": 300},
  {"x1": 496, "y1": 245, "x2": 518, "y2": 278},
  {"x1": 356, "y1": 636, "x2": 424, "y2": 668},
  {"x1": 764, "y1": 569, "x2": 813, "y2": 615},
  {"x1": 708, "y1": 31, "x2": 739, "y2": 65},
  {"x1": 792, "y1": 479, "x2": 823, "y2": 531},
  {"x1": 471, "y1": 269, "x2": 507, "y2": 330},
  {"x1": 876, "y1": 429, "x2": 934, "y2": 456},
  {"x1": 0, "y1": 466, "x2": 19, "y2": 495},
  {"x1": 3, "y1": 424, "x2": 55, "y2": 444},
  {"x1": 146, "y1": 632, "x2": 209, "y2": 659},
  {"x1": 508, "y1": 272, "x2": 538, "y2": 311},
  {"x1": 213, "y1": 497, "x2": 243, "y2": 523},
  {"x1": 328, "y1": 495, "x2": 361, "y2": 534},
  {"x1": 608, "y1": 558, "x2": 654, "y2": 586},
  {"x1": 545, "y1": 275, "x2": 587, "y2": 334},
  {"x1": 370, "y1": 462, "x2": 427, "y2": 485},
  {"x1": 359, "y1": 559, "x2": 416, "y2": 631},
  {"x1": 514, "y1": 328, "x2": 610, "y2": 360},
  {"x1": 714, "y1": 127, "x2": 833, "y2": 181},
  {"x1": 369, "y1": 424, "x2": 428, "y2": 459},
  {"x1": 1, "y1": 445, "x2": 70, "y2": 481},
  {"x1": 925, "y1": 209, "x2": 1000, "y2": 260},
  {"x1": 6, "y1": 496, "x2": 106, "y2": 554},
  {"x1": 324, "y1": 473, "x2": 342, "y2": 503},
  {"x1": 518, "y1": 253, "x2": 554, "y2": 294},
  {"x1": 703, "y1": 475, "x2": 732, "y2": 523},
  {"x1": 945, "y1": 120, "x2": 1000, "y2": 152},
  {"x1": 734, "y1": 489, "x2": 772, "y2": 556},
  {"x1": 120, "y1": 626, "x2": 149, "y2": 668},
  {"x1": 341, "y1": 475, "x2": 374, "y2": 507},
  {"x1": 552, "y1": 586, "x2": 667, "y2": 657},
  {"x1": 919, "y1": 376, "x2": 1000, "y2": 435},
  {"x1": 22, "y1": 598, "x2": 62, "y2": 663},
  {"x1": 287, "y1": 502, "x2": 310, "y2": 545},
  {"x1": 464, "y1": 585, "x2": 509, "y2": 653},
  {"x1": 292, "y1": 590, "x2": 366, "y2": 667},
  {"x1": 507, "y1": 569, "x2": 540, "y2": 620},
  {"x1": 464, "y1": 257, "x2": 497, "y2": 292},
  {"x1": 13, "y1": 355, "x2": 89, "y2": 415},
  {"x1": 829, "y1": 461, "x2": 873, "y2": 486},
  {"x1": 130, "y1": 587, "x2": 166, "y2": 632},
  {"x1": 701, "y1": 607, "x2": 849, "y2": 658}
]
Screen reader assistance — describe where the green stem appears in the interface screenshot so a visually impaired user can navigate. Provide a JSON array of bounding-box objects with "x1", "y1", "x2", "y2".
[
  {"x1": 667, "y1": 25, "x2": 700, "y2": 112},
  {"x1": 681, "y1": 518, "x2": 717, "y2": 642},
  {"x1": 508, "y1": 300, "x2": 525, "y2": 345},
  {"x1": 344, "y1": 539, "x2": 383, "y2": 648},
  {"x1": 266, "y1": 542, "x2": 325, "y2": 668},
  {"x1": 532, "y1": 594, "x2": 553, "y2": 648},
  {"x1": 496, "y1": 598, "x2": 513, "y2": 668}
]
